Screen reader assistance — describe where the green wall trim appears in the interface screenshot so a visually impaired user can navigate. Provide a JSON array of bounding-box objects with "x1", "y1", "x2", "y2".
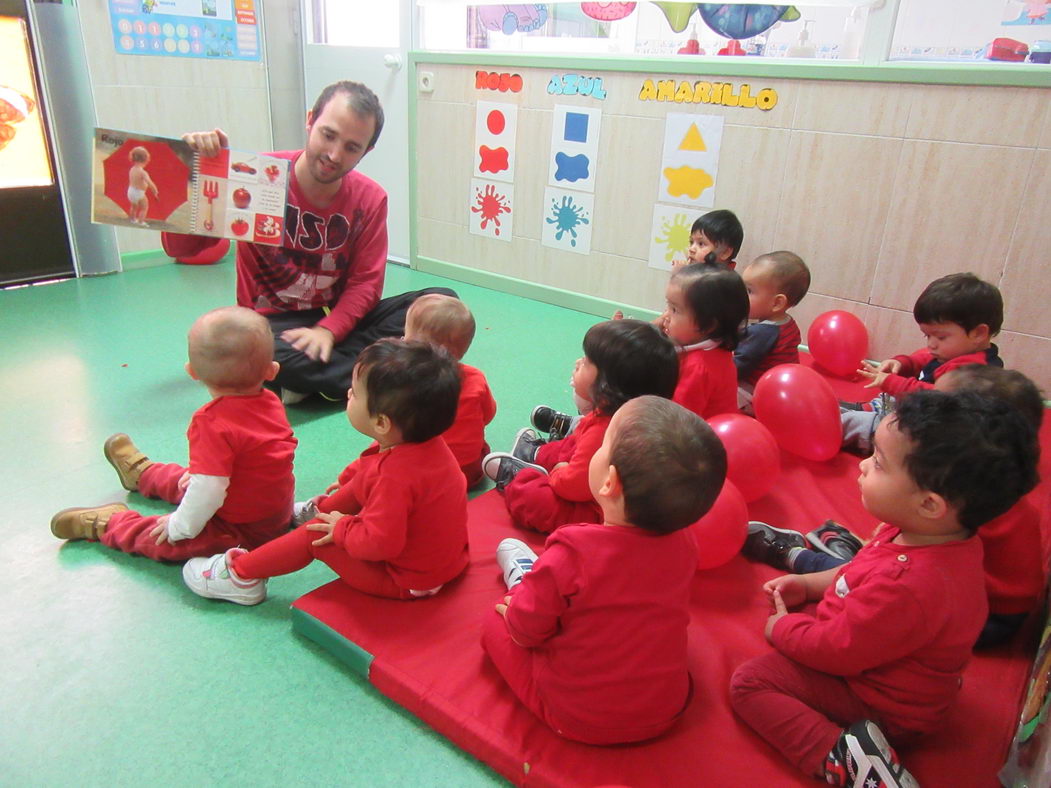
[
  {"x1": 119, "y1": 249, "x2": 169, "y2": 271},
  {"x1": 415, "y1": 256, "x2": 660, "y2": 321},
  {"x1": 410, "y1": 51, "x2": 1051, "y2": 88},
  {"x1": 290, "y1": 607, "x2": 375, "y2": 679}
]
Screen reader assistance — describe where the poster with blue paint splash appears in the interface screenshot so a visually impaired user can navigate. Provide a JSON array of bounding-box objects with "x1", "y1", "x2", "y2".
[
  {"x1": 541, "y1": 186, "x2": 593, "y2": 255},
  {"x1": 547, "y1": 105, "x2": 601, "y2": 193}
]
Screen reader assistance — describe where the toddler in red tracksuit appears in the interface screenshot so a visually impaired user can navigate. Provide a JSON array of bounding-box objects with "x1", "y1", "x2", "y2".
[
  {"x1": 483, "y1": 396, "x2": 727, "y2": 744},
  {"x1": 404, "y1": 293, "x2": 496, "y2": 488},
  {"x1": 50, "y1": 306, "x2": 296, "y2": 561},
  {"x1": 182, "y1": 339, "x2": 468, "y2": 606},
  {"x1": 482, "y1": 319, "x2": 679, "y2": 534},
  {"x1": 661, "y1": 264, "x2": 750, "y2": 420},
  {"x1": 730, "y1": 390, "x2": 1039, "y2": 787}
]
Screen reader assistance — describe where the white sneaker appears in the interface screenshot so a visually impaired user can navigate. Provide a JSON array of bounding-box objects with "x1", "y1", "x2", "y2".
[
  {"x1": 291, "y1": 499, "x2": 319, "y2": 527},
  {"x1": 280, "y1": 388, "x2": 311, "y2": 406},
  {"x1": 496, "y1": 538, "x2": 538, "y2": 590},
  {"x1": 182, "y1": 549, "x2": 266, "y2": 606}
]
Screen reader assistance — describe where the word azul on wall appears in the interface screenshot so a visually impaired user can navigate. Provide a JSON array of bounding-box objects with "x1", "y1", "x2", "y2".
[
  {"x1": 475, "y1": 71, "x2": 523, "y2": 93},
  {"x1": 548, "y1": 74, "x2": 607, "y2": 99},
  {"x1": 639, "y1": 79, "x2": 777, "y2": 111}
]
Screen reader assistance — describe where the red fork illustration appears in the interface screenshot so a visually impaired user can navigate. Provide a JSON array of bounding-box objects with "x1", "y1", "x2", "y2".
[{"x1": 202, "y1": 179, "x2": 219, "y2": 230}]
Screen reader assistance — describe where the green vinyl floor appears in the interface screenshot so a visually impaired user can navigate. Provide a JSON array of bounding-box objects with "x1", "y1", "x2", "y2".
[{"x1": 0, "y1": 260, "x2": 602, "y2": 786}]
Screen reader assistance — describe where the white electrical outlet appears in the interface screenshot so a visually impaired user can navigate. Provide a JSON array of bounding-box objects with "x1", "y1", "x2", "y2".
[{"x1": 418, "y1": 71, "x2": 435, "y2": 93}]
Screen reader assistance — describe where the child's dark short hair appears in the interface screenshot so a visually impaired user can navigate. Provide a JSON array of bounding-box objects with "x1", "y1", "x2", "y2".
[
  {"x1": 671, "y1": 265, "x2": 749, "y2": 350},
  {"x1": 752, "y1": 251, "x2": 810, "y2": 307},
  {"x1": 940, "y1": 365, "x2": 1045, "y2": 430},
  {"x1": 583, "y1": 319, "x2": 679, "y2": 414},
  {"x1": 354, "y1": 339, "x2": 461, "y2": 443},
  {"x1": 913, "y1": 273, "x2": 1003, "y2": 336},
  {"x1": 610, "y1": 396, "x2": 727, "y2": 533},
  {"x1": 893, "y1": 390, "x2": 1039, "y2": 532},
  {"x1": 692, "y1": 209, "x2": 744, "y2": 264}
]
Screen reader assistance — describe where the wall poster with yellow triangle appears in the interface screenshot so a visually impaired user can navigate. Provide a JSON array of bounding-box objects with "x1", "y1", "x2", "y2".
[{"x1": 658, "y1": 113, "x2": 724, "y2": 209}]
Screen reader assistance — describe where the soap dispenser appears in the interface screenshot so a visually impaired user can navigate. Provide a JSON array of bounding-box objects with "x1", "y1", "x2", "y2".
[{"x1": 787, "y1": 19, "x2": 816, "y2": 58}]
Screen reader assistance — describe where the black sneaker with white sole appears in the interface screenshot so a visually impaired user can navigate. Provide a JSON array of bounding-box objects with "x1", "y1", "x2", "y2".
[
  {"x1": 482, "y1": 452, "x2": 548, "y2": 491},
  {"x1": 742, "y1": 521, "x2": 808, "y2": 571},
  {"x1": 511, "y1": 427, "x2": 546, "y2": 464},
  {"x1": 530, "y1": 405, "x2": 575, "y2": 442}
]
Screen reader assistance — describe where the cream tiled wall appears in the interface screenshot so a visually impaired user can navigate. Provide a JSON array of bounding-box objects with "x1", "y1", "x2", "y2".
[
  {"x1": 415, "y1": 64, "x2": 1051, "y2": 391},
  {"x1": 79, "y1": 0, "x2": 276, "y2": 256}
]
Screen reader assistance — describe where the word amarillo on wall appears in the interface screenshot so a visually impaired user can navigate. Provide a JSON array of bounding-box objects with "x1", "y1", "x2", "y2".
[
  {"x1": 639, "y1": 79, "x2": 777, "y2": 111},
  {"x1": 547, "y1": 74, "x2": 607, "y2": 99}
]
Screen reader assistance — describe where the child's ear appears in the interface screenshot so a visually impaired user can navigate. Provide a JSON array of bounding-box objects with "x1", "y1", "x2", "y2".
[
  {"x1": 968, "y1": 323, "x2": 991, "y2": 343},
  {"x1": 772, "y1": 293, "x2": 789, "y2": 313},
  {"x1": 264, "y1": 361, "x2": 280, "y2": 382},
  {"x1": 599, "y1": 464, "x2": 623, "y2": 500},
  {"x1": 185, "y1": 362, "x2": 199, "y2": 381},
  {"x1": 373, "y1": 413, "x2": 393, "y2": 437},
  {"x1": 916, "y1": 490, "x2": 949, "y2": 522}
]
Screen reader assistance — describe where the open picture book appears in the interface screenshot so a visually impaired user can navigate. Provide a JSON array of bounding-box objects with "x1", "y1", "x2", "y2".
[{"x1": 91, "y1": 127, "x2": 289, "y2": 246}]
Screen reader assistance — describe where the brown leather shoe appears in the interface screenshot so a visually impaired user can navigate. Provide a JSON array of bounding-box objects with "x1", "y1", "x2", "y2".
[
  {"x1": 103, "y1": 433, "x2": 153, "y2": 491},
  {"x1": 50, "y1": 503, "x2": 129, "y2": 540}
]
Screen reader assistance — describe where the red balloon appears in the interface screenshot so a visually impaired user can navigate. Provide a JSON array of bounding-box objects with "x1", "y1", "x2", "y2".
[
  {"x1": 690, "y1": 479, "x2": 748, "y2": 570},
  {"x1": 807, "y1": 310, "x2": 869, "y2": 377},
  {"x1": 753, "y1": 364, "x2": 841, "y2": 462},
  {"x1": 707, "y1": 413, "x2": 780, "y2": 502},
  {"x1": 173, "y1": 237, "x2": 230, "y2": 265}
]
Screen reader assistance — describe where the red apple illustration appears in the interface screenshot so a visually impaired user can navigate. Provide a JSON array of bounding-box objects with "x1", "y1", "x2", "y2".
[
  {"x1": 230, "y1": 218, "x2": 249, "y2": 236},
  {"x1": 232, "y1": 188, "x2": 251, "y2": 209}
]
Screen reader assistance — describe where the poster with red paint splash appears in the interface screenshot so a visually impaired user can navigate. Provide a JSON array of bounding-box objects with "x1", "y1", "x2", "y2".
[
  {"x1": 468, "y1": 178, "x2": 513, "y2": 242},
  {"x1": 474, "y1": 100, "x2": 517, "y2": 183}
]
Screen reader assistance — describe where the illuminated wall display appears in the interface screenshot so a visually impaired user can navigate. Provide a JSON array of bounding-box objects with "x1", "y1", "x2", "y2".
[{"x1": 0, "y1": 16, "x2": 53, "y2": 188}]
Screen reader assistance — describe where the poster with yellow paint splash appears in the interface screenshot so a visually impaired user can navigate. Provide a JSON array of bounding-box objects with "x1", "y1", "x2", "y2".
[
  {"x1": 648, "y1": 203, "x2": 693, "y2": 271},
  {"x1": 658, "y1": 113, "x2": 722, "y2": 209}
]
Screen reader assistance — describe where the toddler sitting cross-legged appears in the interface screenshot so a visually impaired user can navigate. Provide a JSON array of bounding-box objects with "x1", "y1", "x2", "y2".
[
  {"x1": 730, "y1": 390, "x2": 1039, "y2": 787},
  {"x1": 183, "y1": 339, "x2": 468, "y2": 605},
  {"x1": 483, "y1": 395, "x2": 727, "y2": 744}
]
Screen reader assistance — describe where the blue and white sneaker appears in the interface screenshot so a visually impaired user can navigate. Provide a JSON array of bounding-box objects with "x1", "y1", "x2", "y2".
[
  {"x1": 496, "y1": 538, "x2": 538, "y2": 590},
  {"x1": 511, "y1": 427, "x2": 546, "y2": 463},
  {"x1": 182, "y1": 548, "x2": 266, "y2": 606}
]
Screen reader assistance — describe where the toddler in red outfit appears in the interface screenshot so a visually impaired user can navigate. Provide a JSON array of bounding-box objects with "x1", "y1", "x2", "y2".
[
  {"x1": 182, "y1": 339, "x2": 468, "y2": 605},
  {"x1": 842, "y1": 273, "x2": 1004, "y2": 446},
  {"x1": 403, "y1": 293, "x2": 496, "y2": 488},
  {"x1": 662, "y1": 264, "x2": 749, "y2": 420},
  {"x1": 483, "y1": 396, "x2": 728, "y2": 744},
  {"x1": 50, "y1": 306, "x2": 297, "y2": 561},
  {"x1": 483, "y1": 319, "x2": 679, "y2": 534},
  {"x1": 731, "y1": 390, "x2": 1039, "y2": 787}
]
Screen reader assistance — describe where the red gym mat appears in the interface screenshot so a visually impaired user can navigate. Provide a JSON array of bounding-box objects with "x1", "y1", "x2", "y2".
[{"x1": 290, "y1": 367, "x2": 1050, "y2": 788}]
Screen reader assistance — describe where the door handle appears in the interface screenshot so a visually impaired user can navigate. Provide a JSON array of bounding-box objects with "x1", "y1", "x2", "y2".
[{"x1": 383, "y1": 53, "x2": 402, "y2": 70}]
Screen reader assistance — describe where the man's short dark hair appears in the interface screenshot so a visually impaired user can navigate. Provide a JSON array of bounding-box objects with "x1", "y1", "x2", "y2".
[
  {"x1": 893, "y1": 390, "x2": 1038, "y2": 532},
  {"x1": 354, "y1": 339, "x2": 460, "y2": 443},
  {"x1": 940, "y1": 365, "x2": 1045, "y2": 430},
  {"x1": 310, "y1": 80, "x2": 385, "y2": 150},
  {"x1": 913, "y1": 273, "x2": 1003, "y2": 336},
  {"x1": 610, "y1": 396, "x2": 727, "y2": 533},
  {"x1": 692, "y1": 209, "x2": 744, "y2": 261},
  {"x1": 583, "y1": 319, "x2": 679, "y2": 414}
]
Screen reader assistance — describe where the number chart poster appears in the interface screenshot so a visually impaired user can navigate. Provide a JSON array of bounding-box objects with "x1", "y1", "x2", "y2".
[
  {"x1": 659, "y1": 113, "x2": 723, "y2": 209},
  {"x1": 107, "y1": 0, "x2": 261, "y2": 61}
]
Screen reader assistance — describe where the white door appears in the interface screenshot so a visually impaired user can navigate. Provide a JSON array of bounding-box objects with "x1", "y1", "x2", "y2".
[{"x1": 301, "y1": 0, "x2": 412, "y2": 264}]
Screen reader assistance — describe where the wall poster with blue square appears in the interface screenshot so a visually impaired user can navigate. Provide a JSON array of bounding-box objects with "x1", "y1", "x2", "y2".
[{"x1": 547, "y1": 105, "x2": 601, "y2": 193}]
